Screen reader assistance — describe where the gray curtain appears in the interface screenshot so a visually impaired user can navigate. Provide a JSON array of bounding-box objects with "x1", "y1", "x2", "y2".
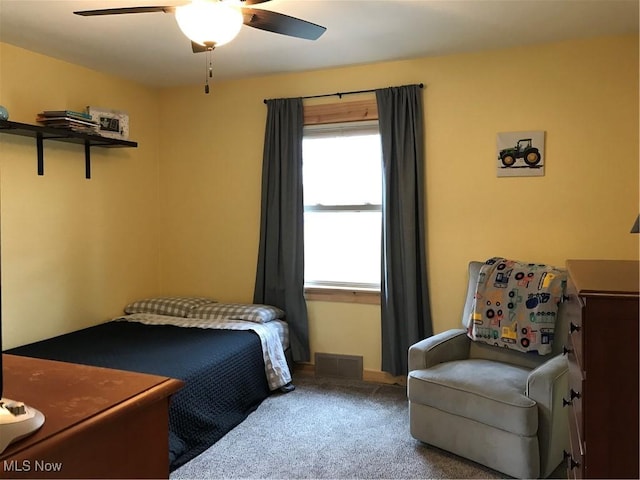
[
  {"x1": 376, "y1": 84, "x2": 432, "y2": 376},
  {"x1": 253, "y1": 97, "x2": 310, "y2": 362}
]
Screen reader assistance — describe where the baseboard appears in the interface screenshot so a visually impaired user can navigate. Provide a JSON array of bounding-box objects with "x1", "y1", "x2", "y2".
[
  {"x1": 293, "y1": 362, "x2": 316, "y2": 376},
  {"x1": 293, "y1": 362, "x2": 406, "y2": 386},
  {"x1": 363, "y1": 369, "x2": 406, "y2": 386}
]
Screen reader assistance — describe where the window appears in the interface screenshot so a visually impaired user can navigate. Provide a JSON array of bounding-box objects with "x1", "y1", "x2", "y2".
[{"x1": 302, "y1": 120, "x2": 382, "y2": 294}]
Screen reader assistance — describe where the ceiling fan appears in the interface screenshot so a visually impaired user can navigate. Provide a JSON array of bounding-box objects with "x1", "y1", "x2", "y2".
[{"x1": 74, "y1": 0, "x2": 326, "y2": 91}]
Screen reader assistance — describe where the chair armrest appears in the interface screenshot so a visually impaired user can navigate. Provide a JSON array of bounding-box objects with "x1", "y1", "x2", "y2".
[
  {"x1": 526, "y1": 353, "x2": 568, "y2": 402},
  {"x1": 408, "y1": 329, "x2": 470, "y2": 371},
  {"x1": 526, "y1": 354, "x2": 569, "y2": 478}
]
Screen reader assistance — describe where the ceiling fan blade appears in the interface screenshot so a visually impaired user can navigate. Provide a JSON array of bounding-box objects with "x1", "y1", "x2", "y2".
[
  {"x1": 191, "y1": 41, "x2": 213, "y2": 53},
  {"x1": 241, "y1": 0, "x2": 272, "y2": 4},
  {"x1": 242, "y1": 8, "x2": 326, "y2": 40},
  {"x1": 74, "y1": 6, "x2": 175, "y2": 16}
]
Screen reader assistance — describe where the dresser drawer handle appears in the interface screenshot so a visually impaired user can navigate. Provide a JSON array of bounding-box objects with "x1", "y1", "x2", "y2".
[
  {"x1": 563, "y1": 390, "x2": 581, "y2": 406},
  {"x1": 570, "y1": 322, "x2": 581, "y2": 333},
  {"x1": 563, "y1": 450, "x2": 580, "y2": 469}
]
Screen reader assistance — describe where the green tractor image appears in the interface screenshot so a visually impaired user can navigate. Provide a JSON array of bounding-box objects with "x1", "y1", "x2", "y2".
[{"x1": 498, "y1": 138, "x2": 541, "y2": 167}]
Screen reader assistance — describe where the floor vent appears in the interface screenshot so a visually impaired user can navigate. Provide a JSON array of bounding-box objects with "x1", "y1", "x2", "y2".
[{"x1": 314, "y1": 353, "x2": 363, "y2": 380}]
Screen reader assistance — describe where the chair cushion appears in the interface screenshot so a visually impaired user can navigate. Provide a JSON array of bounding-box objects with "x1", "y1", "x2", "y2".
[{"x1": 408, "y1": 359, "x2": 538, "y2": 436}]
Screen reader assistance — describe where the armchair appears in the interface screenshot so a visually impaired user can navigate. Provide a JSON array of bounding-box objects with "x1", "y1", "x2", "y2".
[{"x1": 408, "y1": 261, "x2": 569, "y2": 479}]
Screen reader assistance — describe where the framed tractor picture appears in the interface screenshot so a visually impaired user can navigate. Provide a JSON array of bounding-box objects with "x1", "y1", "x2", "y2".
[{"x1": 496, "y1": 130, "x2": 545, "y2": 177}]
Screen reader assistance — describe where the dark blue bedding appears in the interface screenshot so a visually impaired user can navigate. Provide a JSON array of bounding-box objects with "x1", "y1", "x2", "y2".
[{"x1": 5, "y1": 321, "x2": 271, "y2": 471}]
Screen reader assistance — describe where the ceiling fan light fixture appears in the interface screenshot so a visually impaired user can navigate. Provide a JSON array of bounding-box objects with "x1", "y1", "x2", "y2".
[{"x1": 175, "y1": 0, "x2": 243, "y2": 47}]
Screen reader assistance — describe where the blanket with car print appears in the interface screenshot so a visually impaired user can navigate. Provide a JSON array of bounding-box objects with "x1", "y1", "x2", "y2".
[{"x1": 466, "y1": 257, "x2": 566, "y2": 355}]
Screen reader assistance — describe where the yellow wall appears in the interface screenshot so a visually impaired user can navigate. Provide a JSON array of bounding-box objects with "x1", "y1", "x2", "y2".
[
  {"x1": 1, "y1": 35, "x2": 638, "y2": 377},
  {"x1": 0, "y1": 43, "x2": 161, "y2": 348},
  {"x1": 157, "y1": 35, "x2": 639, "y2": 373}
]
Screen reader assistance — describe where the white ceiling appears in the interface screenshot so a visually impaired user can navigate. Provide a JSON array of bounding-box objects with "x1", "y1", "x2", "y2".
[{"x1": 0, "y1": 0, "x2": 638, "y2": 88}]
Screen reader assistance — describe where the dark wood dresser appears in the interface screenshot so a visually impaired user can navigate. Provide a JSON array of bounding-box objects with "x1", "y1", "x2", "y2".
[
  {"x1": 564, "y1": 259, "x2": 639, "y2": 479},
  {"x1": 0, "y1": 354, "x2": 183, "y2": 479}
]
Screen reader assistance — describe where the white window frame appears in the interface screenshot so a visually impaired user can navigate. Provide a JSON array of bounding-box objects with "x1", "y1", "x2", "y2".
[{"x1": 302, "y1": 120, "x2": 382, "y2": 299}]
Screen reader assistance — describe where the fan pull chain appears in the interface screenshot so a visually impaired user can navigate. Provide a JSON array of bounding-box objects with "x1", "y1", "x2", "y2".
[
  {"x1": 204, "y1": 50, "x2": 210, "y2": 94},
  {"x1": 204, "y1": 49, "x2": 215, "y2": 94},
  {"x1": 201, "y1": 44, "x2": 216, "y2": 94}
]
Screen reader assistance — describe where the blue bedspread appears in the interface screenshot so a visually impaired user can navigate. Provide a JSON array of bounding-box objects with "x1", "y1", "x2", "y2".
[{"x1": 5, "y1": 321, "x2": 271, "y2": 471}]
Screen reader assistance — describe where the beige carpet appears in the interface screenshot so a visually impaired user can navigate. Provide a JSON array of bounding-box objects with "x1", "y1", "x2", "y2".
[{"x1": 170, "y1": 373, "x2": 512, "y2": 479}]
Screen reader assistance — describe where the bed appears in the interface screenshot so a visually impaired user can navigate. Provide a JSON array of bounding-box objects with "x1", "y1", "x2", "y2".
[{"x1": 4, "y1": 296, "x2": 292, "y2": 472}]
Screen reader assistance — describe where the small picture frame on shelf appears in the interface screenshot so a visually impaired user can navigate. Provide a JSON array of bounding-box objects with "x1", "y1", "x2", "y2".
[{"x1": 86, "y1": 106, "x2": 129, "y2": 140}]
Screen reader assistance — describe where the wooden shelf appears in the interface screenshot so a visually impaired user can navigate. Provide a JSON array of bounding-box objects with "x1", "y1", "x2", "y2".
[{"x1": 0, "y1": 119, "x2": 138, "y2": 179}]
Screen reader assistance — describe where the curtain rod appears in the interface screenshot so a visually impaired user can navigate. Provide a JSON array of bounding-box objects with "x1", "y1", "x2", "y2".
[{"x1": 263, "y1": 83, "x2": 424, "y2": 104}]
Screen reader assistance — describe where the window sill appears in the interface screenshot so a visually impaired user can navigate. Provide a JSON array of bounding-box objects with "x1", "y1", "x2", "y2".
[{"x1": 304, "y1": 287, "x2": 380, "y2": 305}]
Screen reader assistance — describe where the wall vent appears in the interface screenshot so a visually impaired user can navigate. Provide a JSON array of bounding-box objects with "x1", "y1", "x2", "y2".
[{"x1": 314, "y1": 353, "x2": 363, "y2": 380}]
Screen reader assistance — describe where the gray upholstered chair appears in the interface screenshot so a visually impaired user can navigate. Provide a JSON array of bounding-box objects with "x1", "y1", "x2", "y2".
[{"x1": 407, "y1": 261, "x2": 569, "y2": 479}]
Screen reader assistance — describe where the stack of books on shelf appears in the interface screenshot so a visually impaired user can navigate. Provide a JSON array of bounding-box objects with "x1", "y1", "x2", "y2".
[{"x1": 36, "y1": 110, "x2": 99, "y2": 134}]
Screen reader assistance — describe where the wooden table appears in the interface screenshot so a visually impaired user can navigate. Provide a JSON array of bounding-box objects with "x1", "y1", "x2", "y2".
[{"x1": 0, "y1": 354, "x2": 183, "y2": 479}]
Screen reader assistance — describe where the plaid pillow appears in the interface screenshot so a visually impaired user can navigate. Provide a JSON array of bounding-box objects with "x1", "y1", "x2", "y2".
[
  {"x1": 124, "y1": 296, "x2": 216, "y2": 317},
  {"x1": 187, "y1": 303, "x2": 285, "y2": 323}
]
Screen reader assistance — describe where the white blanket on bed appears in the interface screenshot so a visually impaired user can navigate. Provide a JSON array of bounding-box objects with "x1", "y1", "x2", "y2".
[{"x1": 113, "y1": 313, "x2": 291, "y2": 390}]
